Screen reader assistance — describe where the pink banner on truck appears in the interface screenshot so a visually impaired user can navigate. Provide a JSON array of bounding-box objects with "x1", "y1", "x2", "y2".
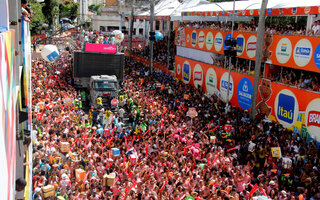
[{"x1": 85, "y1": 43, "x2": 117, "y2": 53}]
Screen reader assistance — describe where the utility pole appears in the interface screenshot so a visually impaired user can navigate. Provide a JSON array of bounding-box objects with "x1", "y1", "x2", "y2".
[
  {"x1": 251, "y1": 0, "x2": 269, "y2": 120},
  {"x1": 119, "y1": 0, "x2": 122, "y2": 31},
  {"x1": 128, "y1": 0, "x2": 135, "y2": 61},
  {"x1": 167, "y1": 18, "x2": 171, "y2": 71},
  {"x1": 149, "y1": 0, "x2": 155, "y2": 73},
  {"x1": 225, "y1": 0, "x2": 236, "y2": 113}
]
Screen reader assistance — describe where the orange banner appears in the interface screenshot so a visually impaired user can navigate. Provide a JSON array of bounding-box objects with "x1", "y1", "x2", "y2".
[
  {"x1": 175, "y1": 28, "x2": 320, "y2": 73},
  {"x1": 175, "y1": 56, "x2": 320, "y2": 142}
]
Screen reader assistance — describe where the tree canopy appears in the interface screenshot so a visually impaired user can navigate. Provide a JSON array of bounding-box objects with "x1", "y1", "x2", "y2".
[
  {"x1": 88, "y1": 3, "x2": 104, "y2": 15},
  {"x1": 30, "y1": 0, "x2": 47, "y2": 34}
]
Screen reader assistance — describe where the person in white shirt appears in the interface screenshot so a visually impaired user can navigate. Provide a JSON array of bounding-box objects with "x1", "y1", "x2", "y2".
[
  {"x1": 282, "y1": 153, "x2": 292, "y2": 170},
  {"x1": 248, "y1": 141, "x2": 256, "y2": 153}
]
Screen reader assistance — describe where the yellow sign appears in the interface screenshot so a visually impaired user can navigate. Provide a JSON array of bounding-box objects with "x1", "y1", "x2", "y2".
[{"x1": 271, "y1": 147, "x2": 282, "y2": 158}]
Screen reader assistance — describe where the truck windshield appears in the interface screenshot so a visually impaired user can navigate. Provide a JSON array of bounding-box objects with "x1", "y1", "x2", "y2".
[{"x1": 93, "y1": 81, "x2": 117, "y2": 90}]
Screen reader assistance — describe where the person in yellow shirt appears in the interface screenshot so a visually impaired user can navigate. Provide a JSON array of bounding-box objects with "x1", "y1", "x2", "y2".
[
  {"x1": 96, "y1": 96, "x2": 103, "y2": 107},
  {"x1": 104, "y1": 109, "x2": 112, "y2": 128}
]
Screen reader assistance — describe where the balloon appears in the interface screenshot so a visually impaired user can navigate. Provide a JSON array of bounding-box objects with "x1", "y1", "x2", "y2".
[
  {"x1": 155, "y1": 31, "x2": 163, "y2": 41},
  {"x1": 112, "y1": 30, "x2": 124, "y2": 43},
  {"x1": 41, "y1": 45, "x2": 59, "y2": 62}
]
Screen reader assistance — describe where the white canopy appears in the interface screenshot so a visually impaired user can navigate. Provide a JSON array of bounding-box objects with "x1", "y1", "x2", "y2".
[
  {"x1": 170, "y1": 0, "x2": 211, "y2": 20},
  {"x1": 136, "y1": 0, "x2": 182, "y2": 19},
  {"x1": 182, "y1": 0, "x2": 320, "y2": 15}
]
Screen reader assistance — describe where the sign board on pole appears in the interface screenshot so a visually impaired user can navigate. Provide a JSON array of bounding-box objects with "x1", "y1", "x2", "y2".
[
  {"x1": 111, "y1": 98, "x2": 119, "y2": 106},
  {"x1": 187, "y1": 107, "x2": 198, "y2": 118}
]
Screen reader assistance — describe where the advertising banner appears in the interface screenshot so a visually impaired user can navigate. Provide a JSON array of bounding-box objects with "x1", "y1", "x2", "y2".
[
  {"x1": 175, "y1": 28, "x2": 320, "y2": 73},
  {"x1": 175, "y1": 56, "x2": 320, "y2": 142},
  {"x1": 85, "y1": 43, "x2": 117, "y2": 54}
]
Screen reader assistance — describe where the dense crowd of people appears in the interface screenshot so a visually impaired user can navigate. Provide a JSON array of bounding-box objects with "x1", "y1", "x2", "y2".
[
  {"x1": 30, "y1": 30, "x2": 320, "y2": 200},
  {"x1": 268, "y1": 67, "x2": 320, "y2": 92},
  {"x1": 179, "y1": 20, "x2": 320, "y2": 36},
  {"x1": 131, "y1": 32, "x2": 176, "y2": 69}
]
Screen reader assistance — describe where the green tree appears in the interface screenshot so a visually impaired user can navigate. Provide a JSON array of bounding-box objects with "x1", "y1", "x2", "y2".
[
  {"x1": 88, "y1": 3, "x2": 104, "y2": 15},
  {"x1": 30, "y1": 0, "x2": 47, "y2": 34},
  {"x1": 60, "y1": 1, "x2": 79, "y2": 21},
  {"x1": 42, "y1": 0, "x2": 60, "y2": 28}
]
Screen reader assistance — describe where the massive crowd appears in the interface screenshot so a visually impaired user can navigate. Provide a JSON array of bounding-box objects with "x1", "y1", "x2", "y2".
[
  {"x1": 136, "y1": 32, "x2": 176, "y2": 68},
  {"x1": 30, "y1": 31, "x2": 320, "y2": 200},
  {"x1": 179, "y1": 20, "x2": 320, "y2": 36}
]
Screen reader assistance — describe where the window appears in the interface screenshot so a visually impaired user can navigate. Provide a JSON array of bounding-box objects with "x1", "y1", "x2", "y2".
[
  {"x1": 162, "y1": 20, "x2": 167, "y2": 31},
  {"x1": 139, "y1": 28, "x2": 143, "y2": 35},
  {"x1": 155, "y1": 20, "x2": 160, "y2": 30},
  {"x1": 100, "y1": 26, "x2": 106, "y2": 32}
]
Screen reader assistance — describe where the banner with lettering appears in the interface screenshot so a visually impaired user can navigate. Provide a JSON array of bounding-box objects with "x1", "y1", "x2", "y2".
[
  {"x1": 175, "y1": 28, "x2": 320, "y2": 73},
  {"x1": 175, "y1": 56, "x2": 320, "y2": 142}
]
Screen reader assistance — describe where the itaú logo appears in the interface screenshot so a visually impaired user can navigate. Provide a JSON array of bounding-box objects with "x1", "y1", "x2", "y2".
[
  {"x1": 277, "y1": 93, "x2": 295, "y2": 123},
  {"x1": 308, "y1": 111, "x2": 320, "y2": 127}
]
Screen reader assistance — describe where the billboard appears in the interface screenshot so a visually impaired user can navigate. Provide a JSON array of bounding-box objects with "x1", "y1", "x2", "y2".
[
  {"x1": 175, "y1": 56, "x2": 320, "y2": 142},
  {"x1": 85, "y1": 43, "x2": 117, "y2": 54},
  {"x1": 176, "y1": 28, "x2": 320, "y2": 73},
  {"x1": 73, "y1": 51, "x2": 124, "y2": 81}
]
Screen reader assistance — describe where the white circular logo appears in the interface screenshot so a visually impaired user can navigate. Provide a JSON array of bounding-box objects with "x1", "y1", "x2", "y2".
[
  {"x1": 214, "y1": 32, "x2": 223, "y2": 52},
  {"x1": 274, "y1": 89, "x2": 299, "y2": 128},
  {"x1": 193, "y1": 64, "x2": 203, "y2": 88},
  {"x1": 276, "y1": 38, "x2": 292, "y2": 64},
  {"x1": 177, "y1": 64, "x2": 181, "y2": 75},
  {"x1": 206, "y1": 32, "x2": 214, "y2": 50},
  {"x1": 220, "y1": 72, "x2": 234, "y2": 102},
  {"x1": 246, "y1": 35, "x2": 257, "y2": 58},
  {"x1": 205, "y1": 68, "x2": 217, "y2": 95},
  {"x1": 293, "y1": 39, "x2": 312, "y2": 67},
  {"x1": 198, "y1": 31, "x2": 205, "y2": 49},
  {"x1": 236, "y1": 34, "x2": 245, "y2": 56},
  {"x1": 305, "y1": 7, "x2": 311, "y2": 14},
  {"x1": 305, "y1": 98, "x2": 320, "y2": 142}
]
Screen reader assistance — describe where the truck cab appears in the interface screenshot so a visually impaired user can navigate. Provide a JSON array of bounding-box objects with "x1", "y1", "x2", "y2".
[{"x1": 89, "y1": 75, "x2": 118, "y2": 107}]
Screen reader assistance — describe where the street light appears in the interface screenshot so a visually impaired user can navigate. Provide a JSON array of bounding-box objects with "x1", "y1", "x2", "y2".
[{"x1": 210, "y1": 0, "x2": 259, "y2": 113}]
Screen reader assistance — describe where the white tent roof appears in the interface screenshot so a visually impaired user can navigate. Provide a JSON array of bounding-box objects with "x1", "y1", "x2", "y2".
[
  {"x1": 171, "y1": 0, "x2": 211, "y2": 20},
  {"x1": 182, "y1": 0, "x2": 320, "y2": 14},
  {"x1": 137, "y1": 0, "x2": 182, "y2": 18},
  {"x1": 137, "y1": 0, "x2": 212, "y2": 20}
]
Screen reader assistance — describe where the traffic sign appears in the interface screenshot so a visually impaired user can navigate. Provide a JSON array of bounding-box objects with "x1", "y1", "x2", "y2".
[
  {"x1": 187, "y1": 107, "x2": 198, "y2": 118},
  {"x1": 111, "y1": 98, "x2": 119, "y2": 106}
]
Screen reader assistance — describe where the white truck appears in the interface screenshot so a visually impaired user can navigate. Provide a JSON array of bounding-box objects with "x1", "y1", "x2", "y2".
[
  {"x1": 73, "y1": 51, "x2": 124, "y2": 107},
  {"x1": 89, "y1": 75, "x2": 118, "y2": 106}
]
